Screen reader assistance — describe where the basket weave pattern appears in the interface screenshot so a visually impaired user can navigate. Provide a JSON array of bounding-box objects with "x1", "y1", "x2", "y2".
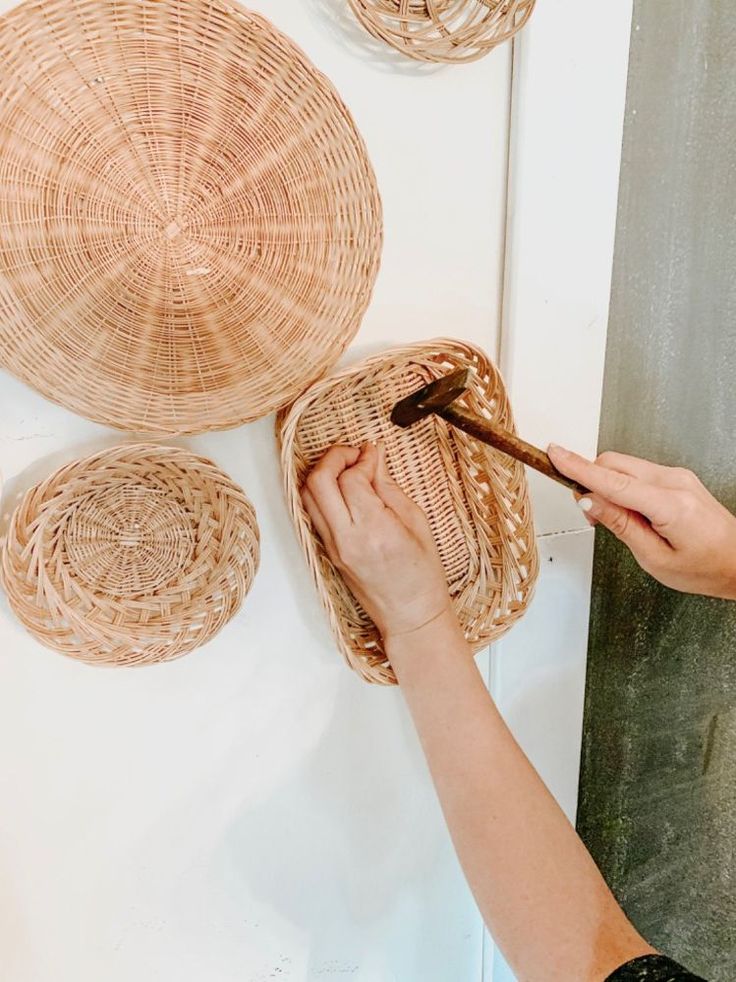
[
  {"x1": 0, "y1": 0, "x2": 382, "y2": 433},
  {"x1": 279, "y1": 339, "x2": 539, "y2": 684},
  {"x1": 1, "y1": 444, "x2": 260, "y2": 665},
  {"x1": 347, "y1": 0, "x2": 536, "y2": 64}
]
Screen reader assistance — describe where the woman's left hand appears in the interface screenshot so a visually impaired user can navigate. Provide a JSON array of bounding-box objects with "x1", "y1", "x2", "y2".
[{"x1": 301, "y1": 442, "x2": 453, "y2": 643}]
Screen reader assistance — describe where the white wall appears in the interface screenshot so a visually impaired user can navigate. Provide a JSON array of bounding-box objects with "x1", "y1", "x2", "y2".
[{"x1": 0, "y1": 2, "x2": 514, "y2": 980}]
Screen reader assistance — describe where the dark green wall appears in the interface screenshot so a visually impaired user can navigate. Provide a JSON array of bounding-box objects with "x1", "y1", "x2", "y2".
[{"x1": 576, "y1": 4, "x2": 736, "y2": 979}]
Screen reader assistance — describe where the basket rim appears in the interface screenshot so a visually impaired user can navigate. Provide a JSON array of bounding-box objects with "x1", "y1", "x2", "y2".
[
  {"x1": 279, "y1": 337, "x2": 539, "y2": 684},
  {"x1": 0, "y1": 441, "x2": 261, "y2": 665}
]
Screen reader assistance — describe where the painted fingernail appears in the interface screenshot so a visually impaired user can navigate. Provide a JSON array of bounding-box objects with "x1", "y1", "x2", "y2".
[{"x1": 577, "y1": 496, "x2": 594, "y2": 513}]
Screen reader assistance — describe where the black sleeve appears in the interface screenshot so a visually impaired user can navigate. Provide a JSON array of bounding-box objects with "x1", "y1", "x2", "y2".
[{"x1": 605, "y1": 954, "x2": 708, "y2": 981}]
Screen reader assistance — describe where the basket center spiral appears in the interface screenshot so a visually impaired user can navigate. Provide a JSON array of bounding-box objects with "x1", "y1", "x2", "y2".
[{"x1": 61, "y1": 485, "x2": 195, "y2": 598}]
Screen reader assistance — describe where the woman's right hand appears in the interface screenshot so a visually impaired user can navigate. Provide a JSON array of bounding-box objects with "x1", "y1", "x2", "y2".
[{"x1": 548, "y1": 445, "x2": 736, "y2": 600}]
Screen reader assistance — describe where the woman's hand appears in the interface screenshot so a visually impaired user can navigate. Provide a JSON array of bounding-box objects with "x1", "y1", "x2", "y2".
[
  {"x1": 548, "y1": 444, "x2": 736, "y2": 600},
  {"x1": 301, "y1": 441, "x2": 453, "y2": 642}
]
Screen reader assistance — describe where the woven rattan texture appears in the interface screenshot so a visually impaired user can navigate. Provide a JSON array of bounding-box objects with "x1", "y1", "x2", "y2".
[
  {"x1": 347, "y1": 0, "x2": 535, "y2": 64},
  {"x1": 279, "y1": 339, "x2": 539, "y2": 684},
  {"x1": 0, "y1": 0, "x2": 382, "y2": 434},
  {"x1": 1, "y1": 444, "x2": 260, "y2": 665}
]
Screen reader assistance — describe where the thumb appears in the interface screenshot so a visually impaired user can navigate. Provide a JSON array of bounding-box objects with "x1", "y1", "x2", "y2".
[
  {"x1": 351, "y1": 441, "x2": 380, "y2": 480},
  {"x1": 372, "y1": 441, "x2": 404, "y2": 502},
  {"x1": 373, "y1": 442, "x2": 423, "y2": 528},
  {"x1": 581, "y1": 494, "x2": 672, "y2": 564}
]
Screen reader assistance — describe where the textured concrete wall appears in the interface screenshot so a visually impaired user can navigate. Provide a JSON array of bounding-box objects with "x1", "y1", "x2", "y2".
[{"x1": 576, "y1": 4, "x2": 736, "y2": 980}]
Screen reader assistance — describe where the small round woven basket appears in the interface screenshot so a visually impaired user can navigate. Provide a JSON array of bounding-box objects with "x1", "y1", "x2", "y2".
[
  {"x1": 347, "y1": 0, "x2": 536, "y2": 64},
  {"x1": 279, "y1": 339, "x2": 539, "y2": 685},
  {"x1": 0, "y1": 0, "x2": 382, "y2": 434},
  {"x1": 1, "y1": 444, "x2": 260, "y2": 665}
]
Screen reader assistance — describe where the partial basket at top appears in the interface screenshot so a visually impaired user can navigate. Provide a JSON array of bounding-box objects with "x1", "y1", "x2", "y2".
[
  {"x1": 347, "y1": 0, "x2": 536, "y2": 65},
  {"x1": 279, "y1": 339, "x2": 539, "y2": 685}
]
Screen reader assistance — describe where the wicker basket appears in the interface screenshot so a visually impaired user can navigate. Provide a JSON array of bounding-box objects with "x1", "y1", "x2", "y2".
[
  {"x1": 279, "y1": 339, "x2": 539, "y2": 684},
  {"x1": 347, "y1": 0, "x2": 536, "y2": 64},
  {"x1": 1, "y1": 444, "x2": 260, "y2": 665},
  {"x1": 0, "y1": 0, "x2": 382, "y2": 434}
]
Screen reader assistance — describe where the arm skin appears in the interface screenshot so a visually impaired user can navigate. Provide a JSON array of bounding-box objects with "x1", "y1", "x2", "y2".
[
  {"x1": 301, "y1": 440, "x2": 736, "y2": 981},
  {"x1": 387, "y1": 613, "x2": 653, "y2": 981}
]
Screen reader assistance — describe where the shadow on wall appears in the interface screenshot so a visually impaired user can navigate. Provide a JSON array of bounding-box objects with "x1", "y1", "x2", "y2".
[
  {"x1": 87, "y1": 660, "x2": 475, "y2": 980},
  {"x1": 212, "y1": 673, "x2": 455, "y2": 979}
]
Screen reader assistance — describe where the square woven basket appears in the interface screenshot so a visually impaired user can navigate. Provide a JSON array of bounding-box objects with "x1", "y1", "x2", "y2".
[{"x1": 278, "y1": 338, "x2": 539, "y2": 684}]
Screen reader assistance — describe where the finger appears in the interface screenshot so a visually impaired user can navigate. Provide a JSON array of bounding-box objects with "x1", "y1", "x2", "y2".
[
  {"x1": 548, "y1": 445, "x2": 675, "y2": 525},
  {"x1": 595, "y1": 451, "x2": 673, "y2": 483},
  {"x1": 595, "y1": 451, "x2": 697, "y2": 490},
  {"x1": 305, "y1": 445, "x2": 361, "y2": 532},
  {"x1": 301, "y1": 487, "x2": 338, "y2": 559},
  {"x1": 353, "y1": 441, "x2": 380, "y2": 483},
  {"x1": 337, "y1": 443, "x2": 385, "y2": 521},
  {"x1": 373, "y1": 442, "x2": 427, "y2": 531},
  {"x1": 580, "y1": 493, "x2": 675, "y2": 561}
]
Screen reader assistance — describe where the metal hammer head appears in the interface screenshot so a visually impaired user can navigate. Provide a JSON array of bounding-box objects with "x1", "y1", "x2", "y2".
[{"x1": 391, "y1": 368, "x2": 471, "y2": 428}]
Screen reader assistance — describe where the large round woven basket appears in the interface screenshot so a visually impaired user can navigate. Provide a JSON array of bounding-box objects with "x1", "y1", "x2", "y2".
[
  {"x1": 279, "y1": 339, "x2": 539, "y2": 685},
  {"x1": 1, "y1": 444, "x2": 260, "y2": 665},
  {"x1": 0, "y1": 0, "x2": 382, "y2": 434},
  {"x1": 347, "y1": 0, "x2": 536, "y2": 64}
]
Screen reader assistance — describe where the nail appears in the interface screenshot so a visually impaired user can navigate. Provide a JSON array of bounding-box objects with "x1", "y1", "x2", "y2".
[
  {"x1": 577, "y1": 496, "x2": 594, "y2": 513},
  {"x1": 547, "y1": 443, "x2": 565, "y2": 455}
]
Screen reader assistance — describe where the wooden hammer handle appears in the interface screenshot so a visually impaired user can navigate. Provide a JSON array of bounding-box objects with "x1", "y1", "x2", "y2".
[{"x1": 440, "y1": 405, "x2": 588, "y2": 496}]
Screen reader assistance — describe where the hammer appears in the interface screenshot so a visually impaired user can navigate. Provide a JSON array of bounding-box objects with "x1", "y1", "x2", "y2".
[{"x1": 391, "y1": 368, "x2": 588, "y2": 496}]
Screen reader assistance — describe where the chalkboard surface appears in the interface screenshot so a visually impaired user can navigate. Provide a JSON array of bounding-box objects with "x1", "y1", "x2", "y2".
[{"x1": 576, "y1": 4, "x2": 736, "y2": 981}]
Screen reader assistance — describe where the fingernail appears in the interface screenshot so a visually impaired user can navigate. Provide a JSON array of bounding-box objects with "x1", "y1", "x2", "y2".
[
  {"x1": 577, "y1": 496, "x2": 594, "y2": 514},
  {"x1": 547, "y1": 443, "x2": 565, "y2": 455}
]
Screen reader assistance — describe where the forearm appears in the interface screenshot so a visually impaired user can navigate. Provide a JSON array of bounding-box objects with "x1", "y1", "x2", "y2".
[{"x1": 387, "y1": 613, "x2": 654, "y2": 982}]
